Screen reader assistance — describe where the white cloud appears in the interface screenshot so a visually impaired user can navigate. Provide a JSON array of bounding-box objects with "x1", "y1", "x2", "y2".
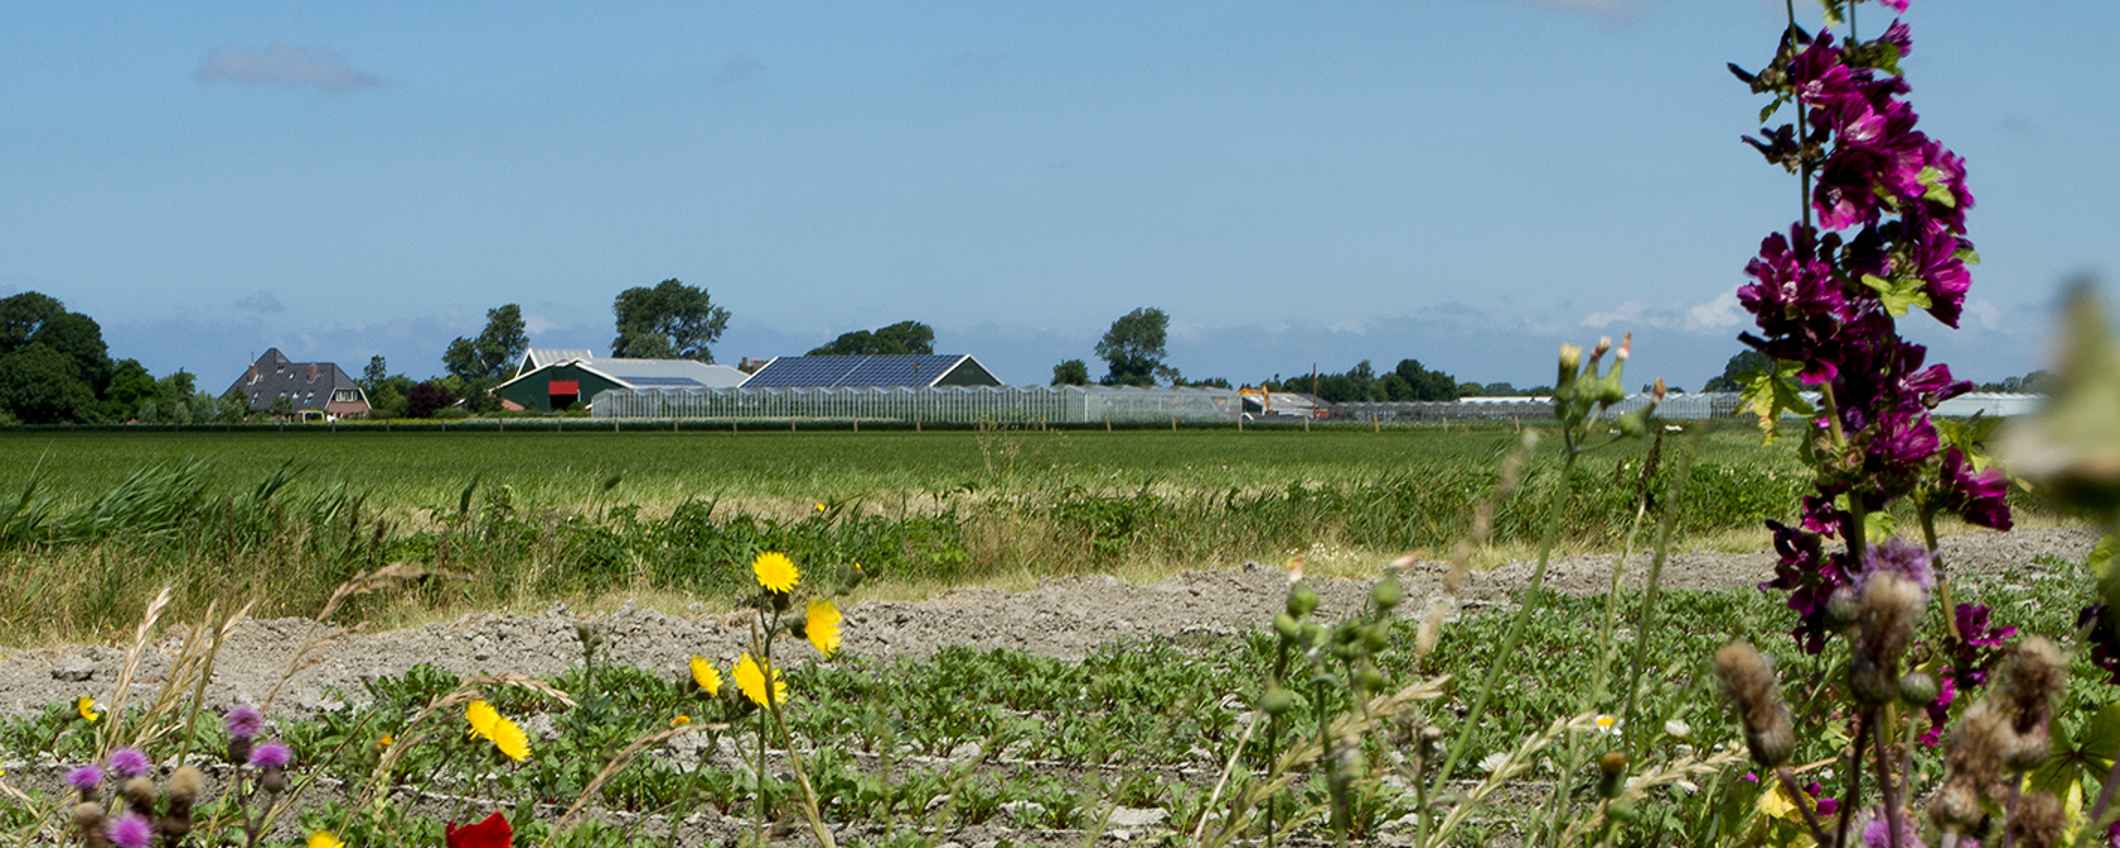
[
  {"x1": 194, "y1": 45, "x2": 382, "y2": 92},
  {"x1": 233, "y1": 291, "x2": 285, "y2": 314},
  {"x1": 1581, "y1": 293, "x2": 1743, "y2": 334},
  {"x1": 1959, "y1": 298, "x2": 2004, "y2": 333},
  {"x1": 1683, "y1": 291, "x2": 1744, "y2": 332}
]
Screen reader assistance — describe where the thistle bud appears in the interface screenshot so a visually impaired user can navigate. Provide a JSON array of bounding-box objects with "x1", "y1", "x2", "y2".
[
  {"x1": 227, "y1": 736, "x2": 252, "y2": 767},
  {"x1": 1301, "y1": 622, "x2": 1325, "y2": 647},
  {"x1": 260, "y1": 767, "x2": 287, "y2": 794},
  {"x1": 1273, "y1": 612, "x2": 1303, "y2": 642},
  {"x1": 1616, "y1": 409, "x2": 1648, "y2": 438},
  {"x1": 2006, "y1": 790, "x2": 2065, "y2": 848},
  {"x1": 71, "y1": 802, "x2": 106, "y2": 837},
  {"x1": 1591, "y1": 337, "x2": 1612, "y2": 363},
  {"x1": 1286, "y1": 586, "x2": 1319, "y2": 619},
  {"x1": 1897, "y1": 672, "x2": 1939, "y2": 707},
  {"x1": 1260, "y1": 687, "x2": 1300, "y2": 717},
  {"x1": 1713, "y1": 641, "x2": 1794, "y2": 767},
  {"x1": 1359, "y1": 624, "x2": 1390, "y2": 654},
  {"x1": 1651, "y1": 378, "x2": 1667, "y2": 403},
  {"x1": 164, "y1": 767, "x2": 204, "y2": 807},
  {"x1": 1370, "y1": 577, "x2": 1403, "y2": 611},
  {"x1": 1355, "y1": 662, "x2": 1386, "y2": 693},
  {"x1": 1850, "y1": 574, "x2": 1923, "y2": 703},
  {"x1": 1596, "y1": 751, "x2": 1628, "y2": 799},
  {"x1": 1824, "y1": 587, "x2": 1861, "y2": 627}
]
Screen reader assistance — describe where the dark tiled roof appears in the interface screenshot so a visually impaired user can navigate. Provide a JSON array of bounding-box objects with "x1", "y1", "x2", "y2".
[
  {"x1": 225, "y1": 348, "x2": 366, "y2": 411},
  {"x1": 741, "y1": 354, "x2": 982, "y2": 388}
]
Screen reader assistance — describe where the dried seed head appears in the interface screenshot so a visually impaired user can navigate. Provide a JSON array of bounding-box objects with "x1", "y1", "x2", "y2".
[
  {"x1": 1927, "y1": 780, "x2": 1982, "y2": 831},
  {"x1": 1414, "y1": 599, "x2": 1447, "y2": 660},
  {"x1": 2006, "y1": 790, "x2": 2066, "y2": 848},
  {"x1": 1943, "y1": 699, "x2": 2014, "y2": 800},
  {"x1": 1713, "y1": 641, "x2": 1794, "y2": 767},
  {"x1": 119, "y1": 776, "x2": 155, "y2": 811},
  {"x1": 2000, "y1": 637, "x2": 2066, "y2": 734},
  {"x1": 164, "y1": 766, "x2": 204, "y2": 806}
]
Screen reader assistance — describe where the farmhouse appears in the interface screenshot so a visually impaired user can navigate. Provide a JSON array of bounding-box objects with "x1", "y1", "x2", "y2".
[
  {"x1": 494, "y1": 347, "x2": 748, "y2": 412},
  {"x1": 739, "y1": 354, "x2": 1002, "y2": 388},
  {"x1": 226, "y1": 348, "x2": 371, "y2": 418}
]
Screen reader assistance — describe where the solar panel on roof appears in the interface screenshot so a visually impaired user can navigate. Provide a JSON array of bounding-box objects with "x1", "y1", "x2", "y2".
[{"x1": 624, "y1": 376, "x2": 704, "y2": 386}]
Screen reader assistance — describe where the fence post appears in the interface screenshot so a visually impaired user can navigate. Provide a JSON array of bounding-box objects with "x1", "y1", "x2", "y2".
[
  {"x1": 1105, "y1": 417, "x2": 1111, "y2": 432},
  {"x1": 1170, "y1": 416, "x2": 1177, "y2": 432},
  {"x1": 1303, "y1": 416, "x2": 1310, "y2": 433},
  {"x1": 916, "y1": 419, "x2": 922, "y2": 433},
  {"x1": 1372, "y1": 415, "x2": 1380, "y2": 433},
  {"x1": 1237, "y1": 415, "x2": 1244, "y2": 433},
  {"x1": 853, "y1": 417, "x2": 859, "y2": 432}
]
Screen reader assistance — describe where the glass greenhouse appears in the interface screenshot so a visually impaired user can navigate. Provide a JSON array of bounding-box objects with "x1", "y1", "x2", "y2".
[{"x1": 589, "y1": 385, "x2": 1244, "y2": 424}]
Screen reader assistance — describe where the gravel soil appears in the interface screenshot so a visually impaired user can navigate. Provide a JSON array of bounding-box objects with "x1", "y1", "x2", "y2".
[{"x1": 0, "y1": 527, "x2": 2095, "y2": 719}]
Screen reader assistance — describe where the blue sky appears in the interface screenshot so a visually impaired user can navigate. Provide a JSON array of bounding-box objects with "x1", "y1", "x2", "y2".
[{"x1": 3, "y1": 1, "x2": 2114, "y2": 390}]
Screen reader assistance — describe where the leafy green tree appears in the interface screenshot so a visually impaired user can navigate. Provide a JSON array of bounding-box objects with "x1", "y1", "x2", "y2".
[
  {"x1": 611, "y1": 279, "x2": 731, "y2": 362},
  {"x1": 0, "y1": 292, "x2": 64, "y2": 353},
  {"x1": 1095, "y1": 307, "x2": 1169, "y2": 387},
  {"x1": 810, "y1": 320, "x2": 936, "y2": 356},
  {"x1": 31, "y1": 312, "x2": 113, "y2": 390},
  {"x1": 0, "y1": 344, "x2": 96, "y2": 423},
  {"x1": 100, "y1": 359, "x2": 160, "y2": 420},
  {"x1": 1389, "y1": 359, "x2": 1460, "y2": 401},
  {"x1": 1051, "y1": 359, "x2": 1091, "y2": 386},
  {"x1": 363, "y1": 355, "x2": 389, "y2": 393},
  {"x1": 1702, "y1": 350, "x2": 1773, "y2": 393},
  {"x1": 445, "y1": 304, "x2": 529, "y2": 382},
  {"x1": 215, "y1": 389, "x2": 251, "y2": 423}
]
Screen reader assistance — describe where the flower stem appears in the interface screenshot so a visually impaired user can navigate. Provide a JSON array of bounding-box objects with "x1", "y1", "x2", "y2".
[
  {"x1": 1428, "y1": 440, "x2": 1581, "y2": 792},
  {"x1": 2086, "y1": 755, "x2": 2120, "y2": 839},
  {"x1": 1836, "y1": 711, "x2": 1870, "y2": 847},
  {"x1": 1623, "y1": 437, "x2": 1691, "y2": 759},
  {"x1": 1873, "y1": 707, "x2": 1906, "y2": 848},
  {"x1": 1786, "y1": 0, "x2": 1813, "y2": 232}
]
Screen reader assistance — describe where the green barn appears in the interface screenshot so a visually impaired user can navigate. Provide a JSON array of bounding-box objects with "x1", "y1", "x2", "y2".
[{"x1": 494, "y1": 349, "x2": 749, "y2": 412}]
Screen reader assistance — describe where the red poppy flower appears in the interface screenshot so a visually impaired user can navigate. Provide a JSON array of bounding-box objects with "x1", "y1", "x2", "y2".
[{"x1": 445, "y1": 812, "x2": 513, "y2": 848}]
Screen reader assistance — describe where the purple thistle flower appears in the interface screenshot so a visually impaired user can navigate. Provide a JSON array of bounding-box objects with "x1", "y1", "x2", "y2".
[
  {"x1": 66, "y1": 764, "x2": 102, "y2": 793},
  {"x1": 225, "y1": 704, "x2": 263, "y2": 740},
  {"x1": 1859, "y1": 808, "x2": 1926, "y2": 848},
  {"x1": 1882, "y1": 0, "x2": 1909, "y2": 12},
  {"x1": 107, "y1": 813, "x2": 153, "y2": 848},
  {"x1": 1860, "y1": 537, "x2": 1935, "y2": 593},
  {"x1": 106, "y1": 747, "x2": 150, "y2": 779},
  {"x1": 248, "y1": 739, "x2": 291, "y2": 770}
]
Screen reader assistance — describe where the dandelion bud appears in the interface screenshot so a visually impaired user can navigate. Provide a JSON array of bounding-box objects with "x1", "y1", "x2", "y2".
[
  {"x1": 1897, "y1": 672, "x2": 1938, "y2": 707},
  {"x1": 1286, "y1": 586, "x2": 1320, "y2": 619},
  {"x1": 164, "y1": 767, "x2": 204, "y2": 806},
  {"x1": 789, "y1": 617, "x2": 809, "y2": 640},
  {"x1": 120, "y1": 777, "x2": 155, "y2": 811},
  {"x1": 1713, "y1": 641, "x2": 1794, "y2": 767},
  {"x1": 1596, "y1": 751, "x2": 1628, "y2": 799},
  {"x1": 1260, "y1": 687, "x2": 1300, "y2": 717},
  {"x1": 1370, "y1": 577, "x2": 1403, "y2": 611},
  {"x1": 1273, "y1": 613, "x2": 1303, "y2": 642}
]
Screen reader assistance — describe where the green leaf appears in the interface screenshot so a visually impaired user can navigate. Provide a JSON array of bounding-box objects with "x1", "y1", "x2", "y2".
[
  {"x1": 1863, "y1": 510, "x2": 1898, "y2": 544},
  {"x1": 1740, "y1": 363, "x2": 1817, "y2": 445},
  {"x1": 1956, "y1": 246, "x2": 1982, "y2": 265},
  {"x1": 1861, "y1": 274, "x2": 1933, "y2": 317},
  {"x1": 1917, "y1": 165, "x2": 1959, "y2": 208},
  {"x1": 2080, "y1": 702, "x2": 2120, "y2": 764},
  {"x1": 2090, "y1": 534, "x2": 2116, "y2": 581},
  {"x1": 1759, "y1": 99, "x2": 1783, "y2": 124},
  {"x1": 1819, "y1": 0, "x2": 1844, "y2": 26}
]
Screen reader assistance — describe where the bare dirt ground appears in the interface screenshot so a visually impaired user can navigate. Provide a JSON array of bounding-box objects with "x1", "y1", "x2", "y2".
[{"x1": 0, "y1": 527, "x2": 2093, "y2": 719}]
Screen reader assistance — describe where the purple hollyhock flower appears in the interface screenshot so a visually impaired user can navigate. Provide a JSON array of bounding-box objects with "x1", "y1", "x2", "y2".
[
  {"x1": 1802, "y1": 781, "x2": 1841, "y2": 817},
  {"x1": 1800, "y1": 493, "x2": 1850, "y2": 537},
  {"x1": 1899, "y1": 361, "x2": 1972, "y2": 408},
  {"x1": 1881, "y1": 19, "x2": 1913, "y2": 57},
  {"x1": 1866, "y1": 405, "x2": 1940, "y2": 470},
  {"x1": 1919, "y1": 602, "x2": 2020, "y2": 744},
  {"x1": 107, "y1": 813, "x2": 153, "y2": 848},
  {"x1": 225, "y1": 704, "x2": 263, "y2": 740},
  {"x1": 1935, "y1": 447, "x2": 2012, "y2": 531},
  {"x1": 2107, "y1": 817, "x2": 2120, "y2": 848},
  {"x1": 249, "y1": 739, "x2": 291, "y2": 770},
  {"x1": 1907, "y1": 216, "x2": 1974, "y2": 328},
  {"x1": 1882, "y1": 0, "x2": 1909, "y2": 12},
  {"x1": 2078, "y1": 604, "x2": 2120, "y2": 685},
  {"x1": 107, "y1": 747, "x2": 150, "y2": 779},
  {"x1": 1921, "y1": 673, "x2": 1957, "y2": 747},
  {"x1": 1861, "y1": 538, "x2": 1935, "y2": 593},
  {"x1": 1957, "y1": 602, "x2": 2017, "y2": 648},
  {"x1": 1760, "y1": 521, "x2": 1849, "y2": 653},
  {"x1": 66, "y1": 764, "x2": 103, "y2": 793}
]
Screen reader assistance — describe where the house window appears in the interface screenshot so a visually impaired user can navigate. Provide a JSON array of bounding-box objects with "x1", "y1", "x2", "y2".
[{"x1": 333, "y1": 389, "x2": 357, "y2": 402}]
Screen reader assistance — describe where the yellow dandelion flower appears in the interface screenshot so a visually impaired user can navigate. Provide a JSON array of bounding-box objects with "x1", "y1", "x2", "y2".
[
  {"x1": 487, "y1": 714, "x2": 531, "y2": 763},
  {"x1": 307, "y1": 832, "x2": 346, "y2": 848},
  {"x1": 671, "y1": 714, "x2": 691, "y2": 727},
  {"x1": 752, "y1": 552, "x2": 799, "y2": 593},
  {"x1": 76, "y1": 696, "x2": 101, "y2": 723},
  {"x1": 689, "y1": 655, "x2": 723, "y2": 696},
  {"x1": 376, "y1": 734, "x2": 394, "y2": 751},
  {"x1": 733, "y1": 652, "x2": 787, "y2": 707},
  {"x1": 806, "y1": 599, "x2": 843, "y2": 658},
  {"x1": 466, "y1": 699, "x2": 500, "y2": 740},
  {"x1": 814, "y1": 502, "x2": 827, "y2": 513}
]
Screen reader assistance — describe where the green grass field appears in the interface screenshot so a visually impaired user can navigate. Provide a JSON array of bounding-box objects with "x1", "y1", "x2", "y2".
[{"x1": 0, "y1": 425, "x2": 1801, "y2": 509}]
